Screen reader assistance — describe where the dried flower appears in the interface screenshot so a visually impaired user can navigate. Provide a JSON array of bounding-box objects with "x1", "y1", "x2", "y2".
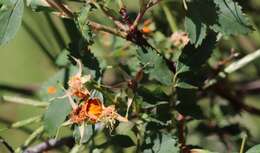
[
  {"x1": 70, "y1": 105, "x2": 88, "y2": 124},
  {"x1": 70, "y1": 98, "x2": 128, "y2": 131},
  {"x1": 68, "y1": 57, "x2": 91, "y2": 100},
  {"x1": 51, "y1": 57, "x2": 91, "y2": 110},
  {"x1": 170, "y1": 31, "x2": 190, "y2": 47}
]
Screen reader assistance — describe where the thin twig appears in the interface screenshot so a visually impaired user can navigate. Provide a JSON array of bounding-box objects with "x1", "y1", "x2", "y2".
[
  {"x1": 0, "y1": 116, "x2": 42, "y2": 133},
  {"x1": 23, "y1": 136, "x2": 74, "y2": 153},
  {"x1": 88, "y1": 21, "x2": 128, "y2": 38},
  {"x1": 15, "y1": 126, "x2": 45, "y2": 153},
  {"x1": 0, "y1": 84, "x2": 36, "y2": 96},
  {"x1": 0, "y1": 136, "x2": 14, "y2": 153},
  {"x1": 2, "y1": 95, "x2": 49, "y2": 107},
  {"x1": 239, "y1": 133, "x2": 247, "y2": 153},
  {"x1": 131, "y1": 0, "x2": 163, "y2": 30},
  {"x1": 45, "y1": 0, "x2": 74, "y2": 18},
  {"x1": 45, "y1": 0, "x2": 128, "y2": 39},
  {"x1": 237, "y1": 79, "x2": 260, "y2": 94},
  {"x1": 92, "y1": 2, "x2": 128, "y2": 31}
]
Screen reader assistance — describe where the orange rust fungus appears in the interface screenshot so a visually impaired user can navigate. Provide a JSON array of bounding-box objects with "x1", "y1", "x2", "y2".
[
  {"x1": 70, "y1": 98, "x2": 103, "y2": 124},
  {"x1": 47, "y1": 86, "x2": 57, "y2": 94},
  {"x1": 142, "y1": 26, "x2": 152, "y2": 34},
  {"x1": 83, "y1": 98, "x2": 103, "y2": 122}
]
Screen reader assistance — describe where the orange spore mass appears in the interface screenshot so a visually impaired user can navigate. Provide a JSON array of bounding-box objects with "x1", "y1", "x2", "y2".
[
  {"x1": 47, "y1": 86, "x2": 57, "y2": 94},
  {"x1": 83, "y1": 98, "x2": 103, "y2": 122},
  {"x1": 142, "y1": 27, "x2": 152, "y2": 34},
  {"x1": 70, "y1": 98, "x2": 103, "y2": 124}
]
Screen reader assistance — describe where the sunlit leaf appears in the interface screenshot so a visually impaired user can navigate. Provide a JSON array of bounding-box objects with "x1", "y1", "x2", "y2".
[
  {"x1": 43, "y1": 97, "x2": 72, "y2": 136},
  {"x1": 212, "y1": 0, "x2": 253, "y2": 36},
  {"x1": 246, "y1": 144, "x2": 260, "y2": 153},
  {"x1": 0, "y1": 0, "x2": 24, "y2": 44},
  {"x1": 137, "y1": 46, "x2": 173, "y2": 85}
]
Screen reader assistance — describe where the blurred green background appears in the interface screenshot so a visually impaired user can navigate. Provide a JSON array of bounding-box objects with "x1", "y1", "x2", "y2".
[{"x1": 1, "y1": 0, "x2": 260, "y2": 152}]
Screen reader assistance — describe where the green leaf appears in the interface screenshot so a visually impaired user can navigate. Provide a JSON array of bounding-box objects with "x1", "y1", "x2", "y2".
[
  {"x1": 116, "y1": 122, "x2": 135, "y2": 135},
  {"x1": 26, "y1": 0, "x2": 53, "y2": 12},
  {"x1": 175, "y1": 34, "x2": 216, "y2": 118},
  {"x1": 114, "y1": 122, "x2": 137, "y2": 148},
  {"x1": 246, "y1": 144, "x2": 260, "y2": 153},
  {"x1": 38, "y1": 69, "x2": 69, "y2": 101},
  {"x1": 0, "y1": 0, "x2": 24, "y2": 45},
  {"x1": 40, "y1": 67, "x2": 78, "y2": 136},
  {"x1": 212, "y1": 0, "x2": 253, "y2": 36},
  {"x1": 76, "y1": 4, "x2": 93, "y2": 43},
  {"x1": 137, "y1": 86, "x2": 169, "y2": 105},
  {"x1": 111, "y1": 135, "x2": 135, "y2": 148},
  {"x1": 38, "y1": 65, "x2": 87, "y2": 101},
  {"x1": 90, "y1": 89, "x2": 104, "y2": 103},
  {"x1": 184, "y1": 0, "x2": 217, "y2": 47},
  {"x1": 73, "y1": 124, "x2": 94, "y2": 144},
  {"x1": 142, "y1": 134, "x2": 179, "y2": 153},
  {"x1": 184, "y1": 17, "x2": 206, "y2": 48},
  {"x1": 55, "y1": 49, "x2": 70, "y2": 67},
  {"x1": 176, "y1": 33, "x2": 216, "y2": 75},
  {"x1": 43, "y1": 97, "x2": 72, "y2": 136},
  {"x1": 176, "y1": 87, "x2": 204, "y2": 118},
  {"x1": 137, "y1": 47, "x2": 173, "y2": 85}
]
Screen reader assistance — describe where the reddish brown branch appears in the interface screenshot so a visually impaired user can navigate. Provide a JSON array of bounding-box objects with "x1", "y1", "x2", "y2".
[{"x1": 177, "y1": 114, "x2": 189, "y2": 153}]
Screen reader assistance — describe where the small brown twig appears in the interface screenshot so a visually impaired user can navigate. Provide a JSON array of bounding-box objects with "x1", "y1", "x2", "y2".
[
  {"x1": 92, "y1": 2, "x2": 128, "y2": 31},
  {"x1": 131, "y1": 0, "x2": 163, "y2": 31},
  {"x1": 88, "y1": 21, "x2": 128, "y2": 38},
  {"x1": 45, "y1": 0, "x2": 128, "y2": 39},
  {"x1": 45, "y1": 0, "x2": 74, "y2": 18}
]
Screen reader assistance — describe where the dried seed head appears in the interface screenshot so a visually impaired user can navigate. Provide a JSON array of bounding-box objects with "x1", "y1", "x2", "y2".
[
  {"x1": 170, "y1": 31, "x2": 190, "y2": 47},
  {"x1": 99, "y1": 105, "x2": 128, "y2": 131},
  {"x1": 84, "y1": 98, "x2": 103, "y2": 123},
  {"x1": 70, "y1": 105, "x2": 87, "y2": 124},
  {"x1": 70, "y1": 98, "x2": 103, "y2": 124},
  {"x1": 69, "y1": 97, "x2": 128, "y2": 131},
  {"x1": 68, "y1": 57, "x2": 91, "y2": 99}
]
